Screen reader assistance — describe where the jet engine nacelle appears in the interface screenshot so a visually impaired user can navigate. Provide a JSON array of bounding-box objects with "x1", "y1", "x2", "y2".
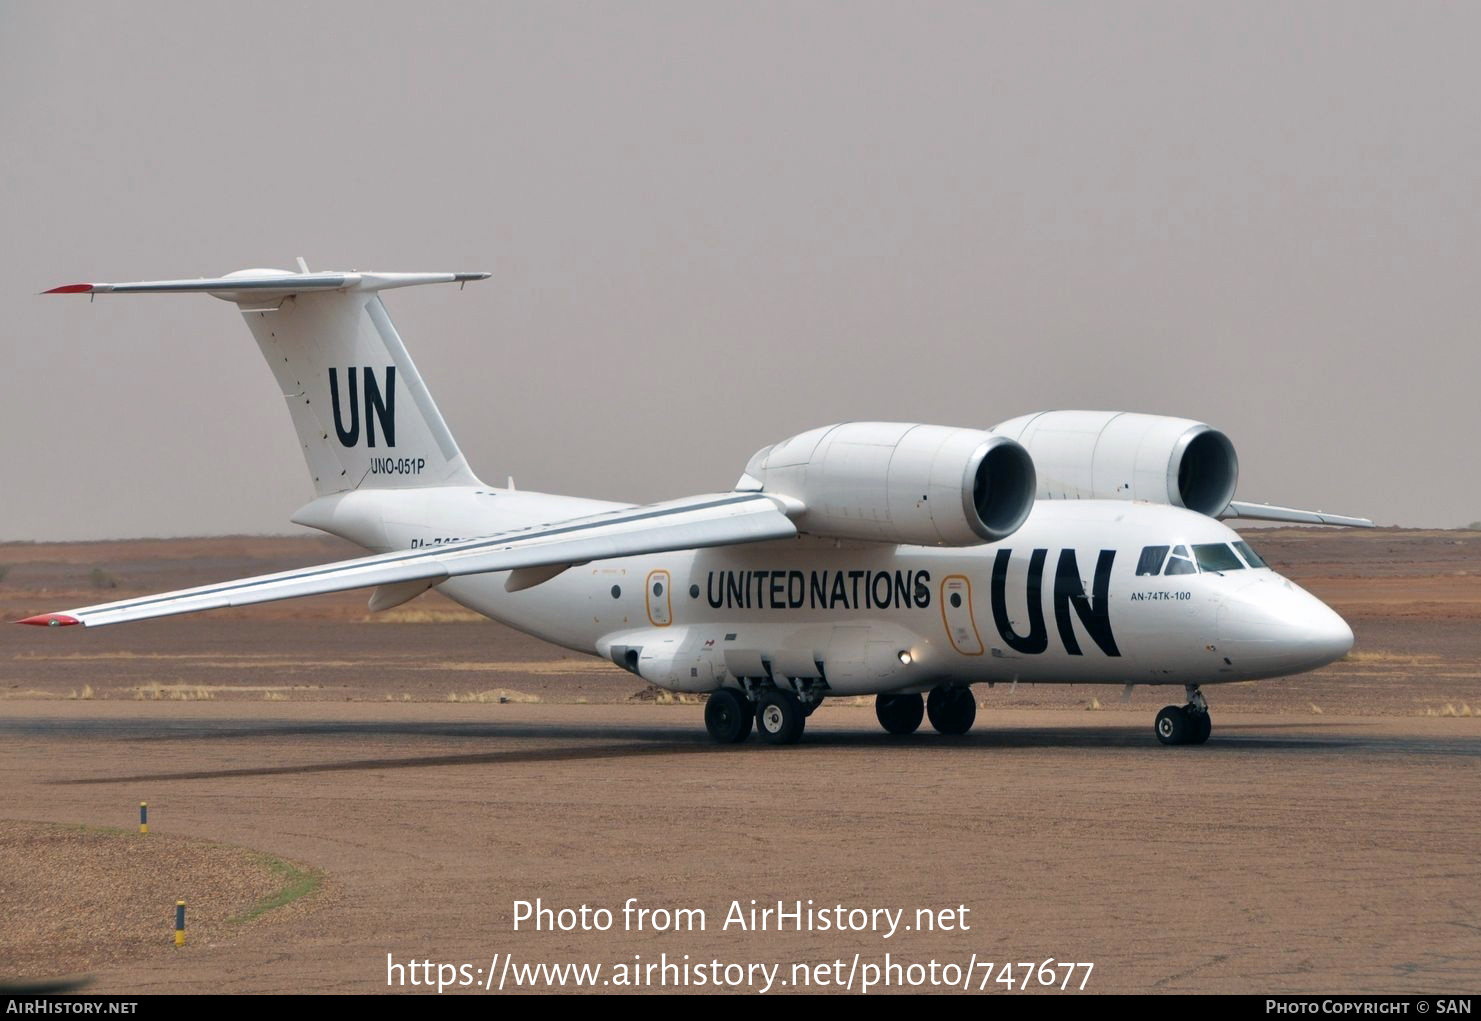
[
  {"x1": 740, "y1": 422, "x2": 1036, "y2": 546},
  {"x1": 991, "y1": 411, "x2": 1238, "y2": 517}
]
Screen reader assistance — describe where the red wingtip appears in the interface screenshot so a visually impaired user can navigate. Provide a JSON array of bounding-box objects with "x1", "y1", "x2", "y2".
[
  {"x1": 17, "y1": 613, "x2": 81, "y2": 627},
  {"x1": 43, "y1": 284, "x2": 95, "y2": 294}
]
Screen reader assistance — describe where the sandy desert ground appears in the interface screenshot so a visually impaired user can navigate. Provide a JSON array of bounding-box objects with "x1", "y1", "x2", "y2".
[{"x1": 0, "y1": 528, "x2": 1477, "y2": 994}]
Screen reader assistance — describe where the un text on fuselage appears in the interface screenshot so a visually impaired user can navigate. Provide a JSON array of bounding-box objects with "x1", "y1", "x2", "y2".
[{"x1": 703, "y1": 548, "x2": 1120, "y2": 658}]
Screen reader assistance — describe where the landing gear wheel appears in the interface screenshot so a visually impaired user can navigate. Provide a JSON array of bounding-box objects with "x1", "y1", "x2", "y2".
[
  {"x1": 704, "y1": 689, "x2": 753, "y2": 744},
  {"x1": 875, "y1": 693, "x2": 925, "y2": 735},
  {"x1": 755, "y1": 690, "x2": 805, "y2": 745},
  {"x1": 1155, "y1": 705, "x2": 1189, "y2": 745},
  {"x1": 926, "y1": 686, "x2": 977, "y2": 735},
  {"x1": 1188, "y1": 709, "x2": 1212, "y2": 745}
]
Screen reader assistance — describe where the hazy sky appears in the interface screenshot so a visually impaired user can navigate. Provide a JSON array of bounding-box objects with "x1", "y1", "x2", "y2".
[{"x1": 3, "y1": 2, "x2": 1478, "y2": 540}]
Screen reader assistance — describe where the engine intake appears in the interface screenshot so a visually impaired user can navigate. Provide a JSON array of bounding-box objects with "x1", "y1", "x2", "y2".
[
  {"x1": 741, "y1": 423, "x2": 1035, "y2": 546},
  {"x1": 991, "y1": 411, "x2": 1238, "y2": 517}
]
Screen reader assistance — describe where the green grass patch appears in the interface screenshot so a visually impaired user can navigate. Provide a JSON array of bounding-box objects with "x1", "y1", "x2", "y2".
[
  {"x1": 48, "y1": 821, "x2": 322, "y2": 925},
  {"x1": 230, "y1": 852, "x2": 323, "y2": 924},
  {"x1": 61, "y1": 822, "x2": 132, "y2": 836}
]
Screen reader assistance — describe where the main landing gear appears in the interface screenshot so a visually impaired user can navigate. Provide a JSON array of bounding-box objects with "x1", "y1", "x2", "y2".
[
  {"x1": 704, "y1": 688, "x2": 810, "y2": 745},
  {"x1": 754, "y1": 690, "x2": 806, "y2": 745},
  {"x1": 875, "y1": 693, "x2": 924, "y2": 735},
  {"x1": 704, "y1": 688, "x2": 753, "y2": 744},
  {"x1": 926, "y1": 685, "x2": 976, "y2": 735},
  {"x1": 1155, "y1": 684, "x2": 1212, "y2": 746},
  {"x1": 874, "y1": 686, "x2": 977, "y2": 736},
  {"x1": 706, "y1": 684, "x2": 981, "y2": 745}
]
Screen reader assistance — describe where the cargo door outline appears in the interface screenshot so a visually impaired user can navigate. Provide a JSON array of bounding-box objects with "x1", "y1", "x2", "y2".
[
  {"x1": 646, "y1": 569, "x2": 672, "y2": 627},
  {"x1": 940, "y1": 574, "x2": 984, "y2": 655}
]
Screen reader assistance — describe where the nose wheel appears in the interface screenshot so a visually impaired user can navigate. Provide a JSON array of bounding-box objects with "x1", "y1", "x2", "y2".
[{"x1": 1155, "y1": 685, "x2": 1212, "y2": 746}]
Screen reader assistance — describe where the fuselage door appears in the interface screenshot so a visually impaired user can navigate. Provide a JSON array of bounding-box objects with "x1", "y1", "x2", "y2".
[
  {"x1": 646, "y1": 569, "x2": 672, "y2": 627},
  {"x1": 941, "y1": 574, "x2": 984, "y2": 655}
]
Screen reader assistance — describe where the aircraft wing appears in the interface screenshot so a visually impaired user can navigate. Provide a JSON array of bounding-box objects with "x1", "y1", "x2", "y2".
[
  {"x1": 18, "y1": 493, "x2": 797, "y2": 629},
  {"x1": 1220, "y1": 500, "x2": 1374, "y2": 528}
]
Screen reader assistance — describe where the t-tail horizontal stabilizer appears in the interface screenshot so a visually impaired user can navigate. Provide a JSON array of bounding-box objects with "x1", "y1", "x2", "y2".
[
  {"x1": 43, "y1": 270, "x2": 490, "y2": 301},
  {"x1": 44, "y1": 263, "x2": 492, "y2": 498}
]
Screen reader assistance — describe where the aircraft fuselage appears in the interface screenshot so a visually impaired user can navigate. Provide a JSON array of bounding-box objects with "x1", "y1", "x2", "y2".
[{"x1": 313, "y1": 488, "x2": 1353, "y2": 699}]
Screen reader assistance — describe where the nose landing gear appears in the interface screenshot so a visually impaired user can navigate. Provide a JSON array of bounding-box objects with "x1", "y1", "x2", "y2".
[{"x1": 1155, "y1": 684, "x2": 1212, "y2": 746}]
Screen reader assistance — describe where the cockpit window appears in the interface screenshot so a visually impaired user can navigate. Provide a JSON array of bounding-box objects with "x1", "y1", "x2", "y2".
[
  {"x1": 1193, "y1": 543, "x2": 1245, "y2": 573},
  {"x1": 1136, "y1": 545, "x2": 1169, "y2": 576},
  {"x1": 1233, "y1": 540, "x2": 1268, "y2": 568},
  {"x1": 1164, "y1": 545, "x2": 1197, "y2": 575}
]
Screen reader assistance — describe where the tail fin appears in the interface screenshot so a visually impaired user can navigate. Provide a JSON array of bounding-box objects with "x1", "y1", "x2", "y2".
[{"x1": 46, "y1": 267, "x2": 487, "y2": 496}]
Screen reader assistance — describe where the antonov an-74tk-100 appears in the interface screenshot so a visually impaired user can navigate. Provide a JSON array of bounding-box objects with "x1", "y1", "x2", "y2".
[{"x1": 23, "y1": 267, "x2": 1370, "y2": 746}]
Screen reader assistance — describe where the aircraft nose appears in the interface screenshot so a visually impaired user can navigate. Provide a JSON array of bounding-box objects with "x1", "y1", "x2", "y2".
[
  {"x1": 1216, "y1": 575, "x2": 1353, "y2": 675},
  {"x1": 1290, "y1": 597, "x2": 1354, "y2": 668}
]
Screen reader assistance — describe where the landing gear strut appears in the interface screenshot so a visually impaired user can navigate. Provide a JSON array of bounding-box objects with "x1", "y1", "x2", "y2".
[
  {"x1": 926, "y1": 685, "x2": 977, "y2": 735},
  {"x1": 755, "y1": 689, "x2": 806, "y2": 745},
  {"x1": 1155, "y1": 684, "x2": 1212, "y2": 746},
  {"x1": 704, "y1": 688, "x2": 753, "y2": 744},
  {"x1": 875, "y1": 693, "x2": 924, "y2": 735}
]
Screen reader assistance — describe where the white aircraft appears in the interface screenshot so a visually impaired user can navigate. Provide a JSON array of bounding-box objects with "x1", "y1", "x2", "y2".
[{"x1": 23, "y1": 267, "x2": 1371, "y2": 747}]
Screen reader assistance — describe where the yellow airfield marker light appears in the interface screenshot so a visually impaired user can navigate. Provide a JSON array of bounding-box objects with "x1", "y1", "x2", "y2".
[
  {"x1": 139, "y1": 802, "x2": 148, "y2": 834},
  {"x1": 175, "y1": 901, "x2": 186, "y2": 947}
]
